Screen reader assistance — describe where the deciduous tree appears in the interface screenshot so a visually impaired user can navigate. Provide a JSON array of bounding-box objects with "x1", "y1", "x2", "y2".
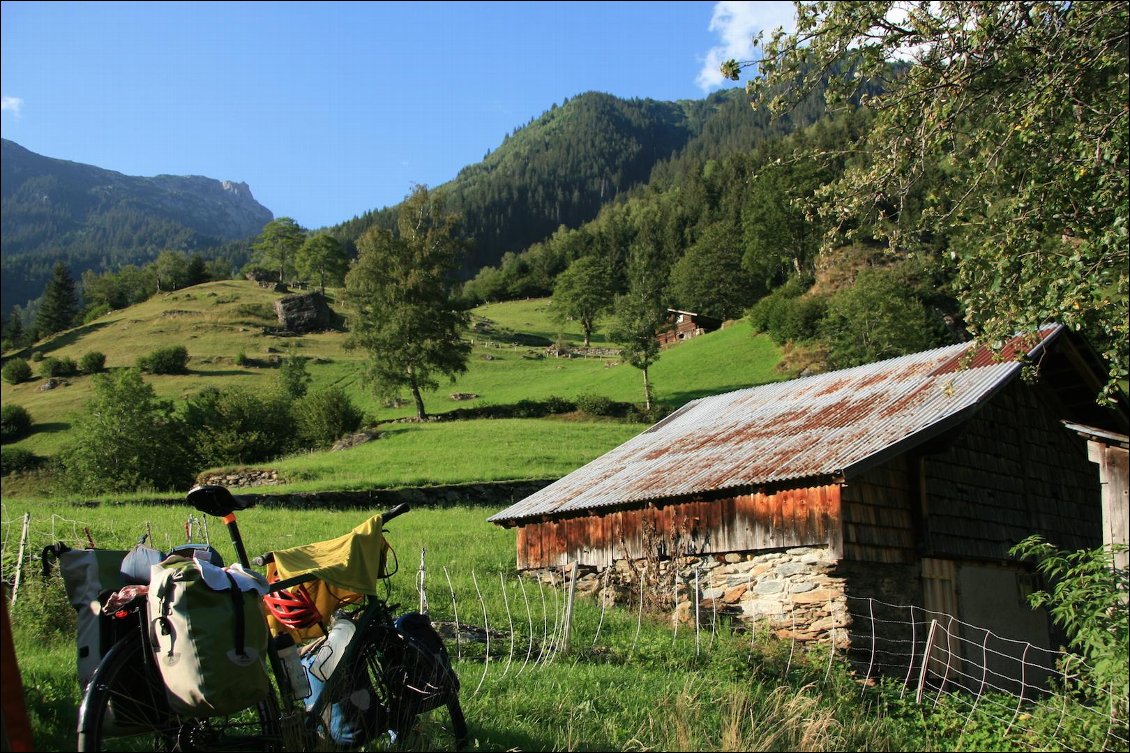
[
  {"x1": 723, "y1": 1, "x2": 1129, "y2": 401},
  {"x1": 344, "y1": 186, "x2": 471, "y2": 420},
  {"x1": 296, "y1": 233, "x2": 349, "y2": 295},
  {"x1": 252, "y1": 217, "x2": 306, "y2": 283},
  {"x1": 611, "y1": 243, "x2": 668, "y2": 412},
  {"x1": 550, "y1": 255, "x2": 613, "y2": 347}
]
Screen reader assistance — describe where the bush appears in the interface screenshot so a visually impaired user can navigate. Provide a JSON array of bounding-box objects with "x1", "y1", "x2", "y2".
[
  {"x1": 57, "y1": 368, "x2": 195, "y2": 494},
  {"x1": 82, "y1": 302, "x2": 112, "y2": 324},
  {"x1": 182, "y1": 386, "x2": 296, "y2": 466},
  {"x1": 1, "y1": 447, "x2": 44, "y2": 475},
  {"x1": 37, "y1": 356, "x2": 78, "y2": 378},
  {"x1": 1, "y1": 358, "x2": 32, "y2": 385},
  {"x1": 276, "y1": 353, "x2": 311, "y2": 398},
  {"x1": 0, "y1": 404, "x2": 33, "y2": 443},
  {"x1": 30, "y1": 351, "x2": 44, "y2": 362},
  {"x1": 1011, "y1": 536, "x2": 1129, "y2": 701},
  {"x1": 78, "y1": 351, "x2": 106, "y2": 374},
  {"x1": 293, "y1": 388, "x2": 364, "y2": 447},
  {"x1": 575, "y1": 394, "x2": 617, "y2": 417},
  {"x1": 137, "y1": 345, "x2": 189, "y2": 374}
]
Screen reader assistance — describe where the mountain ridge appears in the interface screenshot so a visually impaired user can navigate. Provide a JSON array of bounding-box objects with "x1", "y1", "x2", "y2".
[{"x1": 1, "y1": 137, "x2": 274, "y2": 313}]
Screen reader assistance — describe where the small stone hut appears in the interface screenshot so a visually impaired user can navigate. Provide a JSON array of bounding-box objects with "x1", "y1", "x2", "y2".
[{"x1": 489, "y1": 324, "x2": 1128, "y2": 676}]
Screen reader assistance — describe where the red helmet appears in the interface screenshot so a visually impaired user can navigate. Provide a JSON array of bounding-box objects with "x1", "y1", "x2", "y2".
[{"x1": 263, "y1": 585, "x2": 322, "y2": 630}]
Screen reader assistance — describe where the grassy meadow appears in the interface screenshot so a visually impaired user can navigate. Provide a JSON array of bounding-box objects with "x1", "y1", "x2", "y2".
[
  {"x1": 1, "y1": 280, "x2": 783, "y2": 495},
  {"x1": 7, "y1": 502, "x2": 1104, "y2": 752}
]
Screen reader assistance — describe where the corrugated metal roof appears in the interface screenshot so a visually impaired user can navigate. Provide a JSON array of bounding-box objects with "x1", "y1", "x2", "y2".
[{"x1": 489, "y1": 325, "x2": 1065, "y2": 526}]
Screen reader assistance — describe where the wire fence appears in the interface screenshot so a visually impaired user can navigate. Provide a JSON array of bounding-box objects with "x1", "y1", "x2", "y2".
[{"x1": 4, "y1": 513, "x2": 1127, "y2": 751}]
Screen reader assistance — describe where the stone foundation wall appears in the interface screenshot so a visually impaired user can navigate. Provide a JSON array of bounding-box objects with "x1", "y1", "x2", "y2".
[{"x1": 531, "y1": 545, "x2": 853, "y2": 649}]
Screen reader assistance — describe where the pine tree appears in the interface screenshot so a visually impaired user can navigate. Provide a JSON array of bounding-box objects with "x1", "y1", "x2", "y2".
[{"x1": 36, "y1": 262, "x2": 79, "y2": 337}]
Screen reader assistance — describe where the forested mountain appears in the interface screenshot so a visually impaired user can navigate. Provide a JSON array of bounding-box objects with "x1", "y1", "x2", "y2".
[
  {"x1": 1, "y1": 138, "x2": 273, "y2": 313},
  {"x1": 332, "y1": 88, "x2": 824, "y2": 276}
]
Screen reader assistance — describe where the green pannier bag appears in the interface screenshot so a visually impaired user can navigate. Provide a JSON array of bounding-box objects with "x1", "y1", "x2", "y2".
[{"x1": 147, "y1": 555, "x2": 271, "y2": 718}]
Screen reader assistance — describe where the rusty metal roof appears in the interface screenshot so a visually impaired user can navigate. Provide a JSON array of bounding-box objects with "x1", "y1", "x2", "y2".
[{"x1": 489, "y1": 325, "x2": 1066, "y2": 526}]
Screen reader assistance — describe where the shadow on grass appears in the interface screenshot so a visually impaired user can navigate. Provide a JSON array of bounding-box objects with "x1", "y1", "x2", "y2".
[
  {"x1": 31, "y1": 421, "x2": 70, "y2": 436},
  {"x1": 9, "y1": 322, "x2": 114, "y2": 359},
  {"x1": 184, "y1": 368, "x2": 260, "y2": 377}
]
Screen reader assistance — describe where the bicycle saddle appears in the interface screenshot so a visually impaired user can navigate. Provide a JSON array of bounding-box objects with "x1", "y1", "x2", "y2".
[{"x1": 186, "y1": 484, "x2": 252, "y2": 517}]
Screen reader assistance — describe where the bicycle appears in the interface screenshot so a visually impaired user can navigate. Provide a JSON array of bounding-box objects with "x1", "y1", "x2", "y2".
[{"x1": 75, "y1": 484, "x2": 468, "y2": 751}]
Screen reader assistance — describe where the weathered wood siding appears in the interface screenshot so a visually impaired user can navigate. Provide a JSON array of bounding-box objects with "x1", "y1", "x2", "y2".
[
  {"x1": 840, "y1": 456, "x2": 917, "y2": 564},
  {"x1": 922, "y1": 380, "x2": 1101, "y2": 559},
  {"x1": 515, "y1": 485, "x2": 842, "y2": 570}
]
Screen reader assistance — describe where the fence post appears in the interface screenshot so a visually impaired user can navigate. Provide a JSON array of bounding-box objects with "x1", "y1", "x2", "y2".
[
  {"x1": 561, "y1": 562, "x2": 578, "y2": 654},
  {"x1": 10, "y1": 513, "x2": 30, "y2": 605},
  {"x1": 917, "y1": 618, "x2": 939, "y2": 704},
  {"x1": 417, "y1": 547, "x2": 428, "y2": 615}
]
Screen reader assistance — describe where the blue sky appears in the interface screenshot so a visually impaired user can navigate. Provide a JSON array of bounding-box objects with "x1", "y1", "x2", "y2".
[{"x1": 1, "y1": 1, "x2": 798, "y2": 230}]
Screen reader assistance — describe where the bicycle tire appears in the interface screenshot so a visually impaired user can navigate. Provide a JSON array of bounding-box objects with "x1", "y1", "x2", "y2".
[{"x1": 77, "y1": 636, "x2": 282, "y2": 752}]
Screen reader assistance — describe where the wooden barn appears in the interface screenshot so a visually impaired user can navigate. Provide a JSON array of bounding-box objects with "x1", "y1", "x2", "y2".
[
  {"x1": 489, "y1": 324, "x2": 1128, "y2": 676},
  {"x1": 656, "y1": 309, "x2": 722, "y2": 347}
]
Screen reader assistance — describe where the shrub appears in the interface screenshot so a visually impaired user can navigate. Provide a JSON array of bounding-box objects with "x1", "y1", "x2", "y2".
[
  {"x1": 137, "y1": 344, "x2": 189, "y2": 374},
  {"x1": 38, "y1": 356, "x2": 79, "y2": 378},
  {"x1": 1010, "y1": 536, "x2": 1129, "y2": 701},
  {"x1": 182, "y1": 386, "x2": 296, "y2": 466},
  {"x1": 78, "y1": 351, "x2": 106, "y2": 374},
  {"x1": 575, "y1": 393, "x2": 616, "y2": 417},
  {"x1": 276, "y1": 353, "x2": 311, "y2": 398},
  {"x1": 57, "y1": 368, "x2": 195, "y2": 494},
  {"x1": 0, "y1": 404, "x2": 33, "y2": 443},
  {"x1": 30, "y1": 351, "x2": 44, "y2": 362},
  {"x1": 82, "y1": 302, "x2": 112, "y2": 324},
  {"x1": 1, "y1": 447, "x2": 43, "y2": 476},
  {"x1": 1, "y1": 358, "x2": 32, "y2": 385},
  {"x1": 293, "y1": 388, "x2": 364, "y2": 447},
  {"x1": 235, "y1": 350, "x2": 251, "y2": 367}
]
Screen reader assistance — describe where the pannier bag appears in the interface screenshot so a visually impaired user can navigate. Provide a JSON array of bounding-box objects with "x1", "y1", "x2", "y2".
[
  {"x1": 148, "y1": 555, "x2": 271, "y2": 718},
  {"x1": 389, "y1": 612, "x2": 460, "y2": 716},
  {"x1": 42, "y1": 543, "x2": 129, "y2": 688}
]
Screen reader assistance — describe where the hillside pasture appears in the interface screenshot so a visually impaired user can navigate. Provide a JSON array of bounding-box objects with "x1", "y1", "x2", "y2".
[{"x1": 1, "y1": 281, "x2": 784, "y2": 491}]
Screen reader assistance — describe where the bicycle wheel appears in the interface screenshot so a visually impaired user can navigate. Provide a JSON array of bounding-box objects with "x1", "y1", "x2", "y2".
[{"x1": 78, "y1": 636, "x2": 282, "y2": 752}]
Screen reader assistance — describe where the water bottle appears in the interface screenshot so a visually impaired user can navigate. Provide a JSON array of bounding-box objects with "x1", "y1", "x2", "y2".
[
  {"x1": 309, "y1": 612, "x2": 356, "y2": 682},
  {"x1": 273, "y1": 633, "x2": 312, "y2": 699}
]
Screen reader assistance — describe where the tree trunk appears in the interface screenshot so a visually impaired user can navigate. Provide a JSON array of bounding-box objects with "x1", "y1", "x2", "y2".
[
  {"x1": 642, "y1": 366, "x2": 652, "y2": 411},
  {"x1": 410, "y1": 380, "x2": 427, "y2": 420}
]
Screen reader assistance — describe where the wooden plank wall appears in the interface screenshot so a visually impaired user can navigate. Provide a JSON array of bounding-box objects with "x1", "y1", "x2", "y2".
[
  {"x1": 923, "y1": 381, "x2": 1101, "y2": 560},
  {"x1": 839, "y1": 455, "x2": 917, "y2": 564},
  {"x1": 515, "y1": 485, "x2": 841, "y2": 570}
]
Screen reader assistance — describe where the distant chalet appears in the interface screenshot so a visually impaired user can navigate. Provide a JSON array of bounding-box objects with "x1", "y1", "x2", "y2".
[{"x1": 657, "y1": 309, "x2": 722, "y2": 347}]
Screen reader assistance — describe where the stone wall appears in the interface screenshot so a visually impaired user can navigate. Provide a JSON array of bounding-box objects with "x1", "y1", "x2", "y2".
[
  {"x1": 191, "y1": 475, "x2": 554, "y2": 511},
  {"x1": 532, "y1": 545, "x2": 852, "y2": 649}
]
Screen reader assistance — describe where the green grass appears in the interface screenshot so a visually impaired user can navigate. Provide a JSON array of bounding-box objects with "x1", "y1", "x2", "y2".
[
  {"x1": 268, "y1": 418, "x2": 645, "y2": 492},
  {"x1": 7, "y1": 501, "x2": 1096, "y2": 752},
  {"x1": 1, "y1": 281, "x2": 785, "y2": 498}
]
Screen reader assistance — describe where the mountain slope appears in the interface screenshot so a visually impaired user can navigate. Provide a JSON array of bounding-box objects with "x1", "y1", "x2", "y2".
[
  {"x1": 333, "y1": 88, "x2": 792, "y2": 276},
  {"x1": 1, "y1": 138, "x2": 274, "y2": 313}
]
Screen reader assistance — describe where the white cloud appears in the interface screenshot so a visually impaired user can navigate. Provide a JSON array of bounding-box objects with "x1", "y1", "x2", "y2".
[
  {"x1": 696, "y1": 1, "x2": 798, "y2": 92},
  {"x1": 1, "y1": 96, "x2": 23, "y2": 116}
]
